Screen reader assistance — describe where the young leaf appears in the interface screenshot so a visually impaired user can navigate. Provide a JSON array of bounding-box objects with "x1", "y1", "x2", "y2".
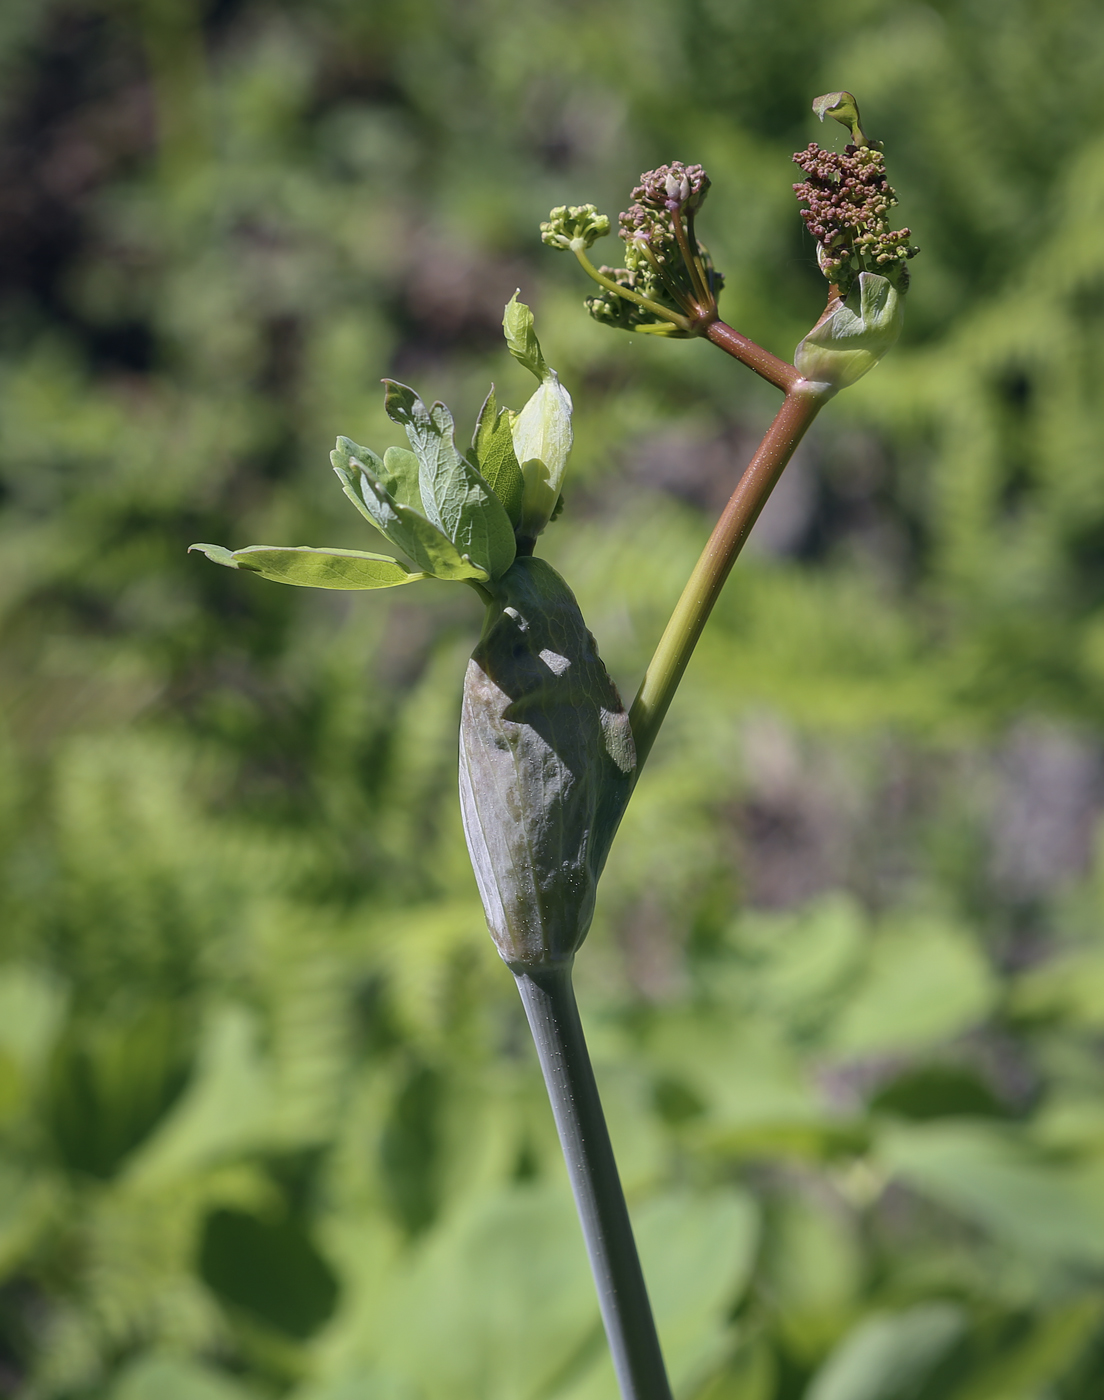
[
  {"x1": 503, "y1": 292, "x2": 548, "y2": 381},
  {"x1": 381, "y1": 446, "x2": 422, "y2": 509},
  {"x1": 353, "y1": 471, "x2": 492, "y2": 582},
  {"x1": 188, "y1": 543, "x2": 425, "y2": 590},
  {"x1": 382, "y1": 380, "x2": 516, "y2": 580},
  {"x1": 332, "y1": 443, "x2": 484, "y2": 581},
  {"x1": 471, "y1": 388, "x2": 524, "y2": 528},
  {"x1": 331, "y1": 437, "x2": 419, "y2": 523}
]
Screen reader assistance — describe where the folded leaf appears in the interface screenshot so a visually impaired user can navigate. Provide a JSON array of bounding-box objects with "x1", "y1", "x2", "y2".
[
  {"x1": 381, "y1": 446, "x2": 422, "y2": 509},
  {"x1": 331, "y1": 445, "x2": 487, "y2": 581},
  {"x1": 354, "y1": 473, "x2": 491, "y2": 582},
  {"x1": 503, "y1": 292, "x2": 548, "y2": 381},
  {"x1": 383, "y1": 380, "x2": 516, "y2": 579},
  {"x1": 188, "y1": 543, "x2": 425, "y2": 590},
  {"x1": 794, "y1": 272, "x2": 903, "y2": 392},
  {"x1": 330, "y1": 438, "x2": 421, "y2": 533},
  {"x1": 471, "y1": 387, "x2": 524, "y2": 528}
]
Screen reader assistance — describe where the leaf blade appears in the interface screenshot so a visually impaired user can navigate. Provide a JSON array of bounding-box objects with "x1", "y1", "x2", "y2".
[
  {"x1": 188, "y1": 543, "x2": 426, "y2": 590},
  {"x1": 503, "y1": 291, "x2": 547, "y2": 381},
  {"x1": 471, "y1": 387, "x2": 525, "y2": 528},
  {"x1": 383, "y1": 379, "x2": 515, "y2": 579},
  {"x1": 331, "y1": 440, "x2": 491, "y2": 581}
]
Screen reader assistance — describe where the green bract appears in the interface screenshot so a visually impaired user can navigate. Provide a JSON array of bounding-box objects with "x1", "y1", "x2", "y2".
[
  {"x1": 459, "y1": 556, "x2": 635, "y2": 969},
  {"x1": 793, "y1": 272, "x2": 904, "y2": 393},
  {"x1": 190, "y1": 298, "x2": 574, "y2": 588}
]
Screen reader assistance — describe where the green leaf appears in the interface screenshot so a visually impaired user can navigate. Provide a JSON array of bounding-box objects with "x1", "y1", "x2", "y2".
[
  {"x1": 188, "y1": 542, "x2": 238, "y2": 569},
  {"x1": 188, "y1": 543, "x2": 426, "y2": 589},
  {"x1": 383, "y1": 380, "x2": 515, "y2": 579},
  {"x1": 331, "y1": 436, "x2": 423, "y2": 514},
  {"x1": 827, "y1": 914, "x2": 995, "y2": 1055},
  {"x1": 330, "y1": 438, "x2": 419, "y2": 538},
  {"x1": 354, "y1": 472, "x2": 491, "y2": 581},
  {"x1": 552, "y1": 1190, "x2": 760, "y2": 1400},
  {"x1": 366, "y1": 1184, "x2": 598, "y2": 1400},
  {"x1": 381, "y1": 445, "x2": 423, "y2": 509},
  {"x1": 331, "y1": 446, "x2": 397, "y2": 536},
  {"x1": 805, "y1": 1304, "x2": 966, "y2": 1400},
  {"x1": 877, "y1": 1120, "x2": 1104, "y2": 1264},
  {"x1": 471, "y1": 387, "x2": 525, "y2": 528},
  {"x1": 503, "y1": 291, "x2": 548, "y2": 381},
  {"x1": 200, "y1": 1206, "x2": 339, "y2": 1339},
  {"x1": 330, "y1": 442, "x2": 492, "y2": 582},
  {"x1": 952, "y1": 1297, "x2": 1104, "y2": 1400}
]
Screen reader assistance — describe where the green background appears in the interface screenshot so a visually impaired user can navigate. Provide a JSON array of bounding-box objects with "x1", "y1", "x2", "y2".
[{"x1": 2, "y1": 0, "x2": 1104, "y2": 1396}]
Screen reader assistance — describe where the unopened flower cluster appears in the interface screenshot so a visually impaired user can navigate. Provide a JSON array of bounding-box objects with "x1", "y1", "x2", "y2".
[
  {"x1": 593, "y1": 162, "x2": 723, "y2": 333},
  {"x1": 792, "y1": 142, "x2": 918, "y2": 297}
]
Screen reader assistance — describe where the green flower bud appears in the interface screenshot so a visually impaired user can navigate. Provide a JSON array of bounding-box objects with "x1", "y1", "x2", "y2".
[
  {"x1": 794, "y1": 271, "x2": 904, "y2": 393},
  {"x1": 459, "y1": 556, "x2": 636, "y2": 970},
  {"x1": 541, "y1": 204, "x2": 610, "y2": 252},
  {"x1": 503, "y1": 294, "x2": 574, "y2": 540}
]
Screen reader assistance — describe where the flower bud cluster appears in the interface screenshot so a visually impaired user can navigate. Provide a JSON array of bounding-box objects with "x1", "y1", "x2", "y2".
[
  {"x1": 631, "y1": 161, "x2": 711, "y2": 213},
  {"x1": 544, "y1": 162, "x2": 723, "y2": 336},
  {"x1": 792, "y1": 142, "x2": 918, "y2": 296},
  {"x1": 584, "y1": 264, "x2": 676, "y2": 334},
  {"x1": 617, "y1": 203, "x2": 677, "y2": 265},
  {"x1": 540, "y1": 204, "x2": 610, "y2": 252}
]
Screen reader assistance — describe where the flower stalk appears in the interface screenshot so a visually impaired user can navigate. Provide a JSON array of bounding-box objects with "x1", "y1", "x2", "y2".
[{"x1": 629, "y1": 383, "x2": 828, "y2": 769}]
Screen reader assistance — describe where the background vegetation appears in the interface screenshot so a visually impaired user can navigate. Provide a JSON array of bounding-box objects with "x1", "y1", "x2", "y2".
[{"x1": 3, "y1": 0, "x2": 1104, "y2": 1396}]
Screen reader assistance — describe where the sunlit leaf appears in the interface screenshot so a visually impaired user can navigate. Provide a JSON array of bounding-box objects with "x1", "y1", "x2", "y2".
[
  {"x1": 331, "y1": 436, "x2": 423, "y2": 517},
  {"x1": 472, "y1": 387, "x2": 524, "y2": 528},
  {"x1": 503, "y1": 292, "x2": 548, "y2": 381},
  {"x1": 189, "y1": 542, "x2": 426, "y2": 589},
  {"x1": 553, "y1": 1190, "x2": 760, "y2": 1400},
  {"x1": 383, "y1": 380, "x2": 516, "y2": 579}
]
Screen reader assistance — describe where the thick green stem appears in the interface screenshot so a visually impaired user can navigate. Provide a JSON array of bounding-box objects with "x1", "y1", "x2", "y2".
[
  {"x1": 629, "y1": 385, "x2": 827, "y2": 769},
  {"x1": 513, "y1": 964, "x2": 673, "y2": 1400}
]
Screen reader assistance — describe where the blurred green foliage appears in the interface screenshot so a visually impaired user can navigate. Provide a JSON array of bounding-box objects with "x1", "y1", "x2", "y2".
[{"x1": 2, "y1": 0, "x2": 1104, "y2": 1397}]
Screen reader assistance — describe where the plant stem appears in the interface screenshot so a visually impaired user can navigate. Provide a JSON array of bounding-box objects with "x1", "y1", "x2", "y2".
[
  {"x1": 629, "y1": 384, "x2": 827, "y2": 769},
  {"x1": 703, "y1": 320, "x2": 802, "y2": 393},
  {"x1": 572, "y1": 247, "x2": 691, "y2": 331},
  {"x1": 513, "y1": 963, "x2": 673, "y2": 1400},
  {"x1": 670, "y1": 208, "x2": 711, "y2": 310}
]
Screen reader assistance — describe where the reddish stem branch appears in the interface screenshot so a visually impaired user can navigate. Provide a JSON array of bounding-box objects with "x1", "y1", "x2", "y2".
[
  {"x1": 629, "y1": 386, "x2": 826, "y2": 767},
  {"x1": 703, "y1": 320, "x2": 802, "y2": 393}
]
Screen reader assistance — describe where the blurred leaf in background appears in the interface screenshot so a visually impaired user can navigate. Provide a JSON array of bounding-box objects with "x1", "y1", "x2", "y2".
[{"x1": 2, "y1": 0, "x2": 1104, "y2": 1397}]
